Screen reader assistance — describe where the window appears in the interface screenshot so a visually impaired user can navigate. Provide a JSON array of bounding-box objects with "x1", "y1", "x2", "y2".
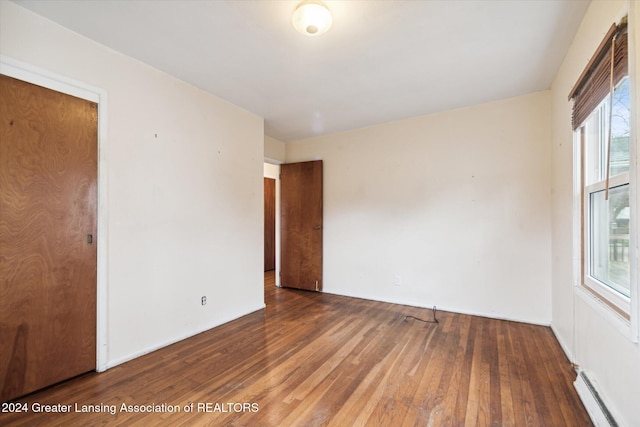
[
  {"x1": 570, "y1": 19, "x2": 635, "y2": 321},
  {"x1": 580, "y1": 77, "x2": 631, "y2": 315}
]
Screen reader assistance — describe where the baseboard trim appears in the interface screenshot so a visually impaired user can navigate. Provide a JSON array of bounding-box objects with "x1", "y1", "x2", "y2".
[
  {"x1": 106, "y1": 303, "x2": 266, "y2": 369},
  {"x1": 321, "y1": 289, "x2": 550, "y2": 326},
  {"x1": 550, "y1": 324, "x2": 574, "y2": 363}
]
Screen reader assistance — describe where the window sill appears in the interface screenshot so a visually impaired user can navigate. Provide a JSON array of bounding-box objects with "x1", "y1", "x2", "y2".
[
  {"x1": 575, "y1": 285, "x2": 636, "y2": 342},
  {"x1": 583, "y1": 276, "x2": 631, "y2": 317}
]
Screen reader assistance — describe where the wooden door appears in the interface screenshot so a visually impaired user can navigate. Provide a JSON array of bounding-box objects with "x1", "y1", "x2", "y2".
[
  {"x1": 0, "y1": 75, "x2": 97, "y2": 401},
  {"x1": 264, "y1": 177, "x2": 276, "y2": 271},
  {"x1": 280, "y1": 160, "x2": 323, "y2": 291}
]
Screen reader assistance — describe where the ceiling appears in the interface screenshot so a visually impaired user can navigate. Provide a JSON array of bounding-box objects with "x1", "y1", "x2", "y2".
[{"x1": 14, "y1": 0, "x2": 590, "y2": 142}]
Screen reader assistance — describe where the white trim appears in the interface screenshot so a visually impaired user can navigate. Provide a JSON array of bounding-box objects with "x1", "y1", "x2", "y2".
[
  {"x1": 263, "y1": 162, "x2": 281, "y2": 287},
  {"x1": 628, "y1": 0, "x2": 639, "y2": 342},
  {"x1": 585, "y1": 172, "x2": 630, "y2": 193},
  {"x1": 583, "y1": 275, "x2": 631, "y2": 313},
  {"x1": 106, "y1": 304, "x2": 265, "y2": 369},
  {"x1": 0, "y1": 56, "x2": 100, "y2": 103},
  {"x1": 572, "y1": 127, "x2": 583, "y2": 362},
  {"x1": 264, "y1": 156, "x2": 284, "y2": 165},
  {"x1": 0, "y1": 55, "x2": 110, "y2": 372}
]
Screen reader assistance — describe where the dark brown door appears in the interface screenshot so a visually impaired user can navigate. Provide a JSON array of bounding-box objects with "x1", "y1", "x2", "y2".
[
  {"x1": 264, "y1": 177, "x2": 276, "y2": 271},
  {"x1": 0, "y1": 75, "x2": 97, "y2": 401},
  {"x1": 280, "y1": 160, "x2": 323, "y2": 291}
]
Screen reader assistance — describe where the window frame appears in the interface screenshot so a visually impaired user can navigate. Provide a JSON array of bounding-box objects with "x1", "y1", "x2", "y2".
[
  {"x1": 572, "y1": 38, "x2": 638, "y2": 341},
  {"x1": 579, "y1": 160, "x2": 632, "y2": 319},
  {"x1": 577, "y1": 81, "x2": 633, "y2": 320}
]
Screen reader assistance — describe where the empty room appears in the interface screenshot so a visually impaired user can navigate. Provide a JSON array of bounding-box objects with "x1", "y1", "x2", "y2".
[{"x1": 0, "y1": 0, "x2": 639, "y2": 426}]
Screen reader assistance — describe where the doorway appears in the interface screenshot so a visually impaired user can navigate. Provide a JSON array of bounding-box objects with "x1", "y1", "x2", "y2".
[
  {"x1": 263, "y1": 160, "x2": 324, "y2": 293},
  {"x1": 280, "y1": 160, "x2": 323, "y2": 292},
  {"x1": 0, "y1": 57, "x2": 108, "y2": 390},
  {"x1": 264, "y1": 163, "x2": 280, "y2": 290}
]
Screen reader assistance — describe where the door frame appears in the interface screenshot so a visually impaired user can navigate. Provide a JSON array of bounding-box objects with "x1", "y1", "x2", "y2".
[
  {"x1": 264, "y1": 160, "x2": 281, "y2": 287},
  {"x1": 1, "y1": 55, "x2": 109, "y2": 372}
]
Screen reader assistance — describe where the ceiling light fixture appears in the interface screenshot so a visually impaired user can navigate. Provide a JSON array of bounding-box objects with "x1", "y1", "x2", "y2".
[{"x1": 292, "y1": 0, "x2": 332, "y2": 37}]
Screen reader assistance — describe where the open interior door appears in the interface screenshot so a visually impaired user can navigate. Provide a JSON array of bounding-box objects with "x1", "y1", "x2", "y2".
[
  {"x1": 280, "y1": 160, "x2": 323, "y2": 291},
  {"x1": 264, "y1": 177, "x2": 276, "y2": 271}
]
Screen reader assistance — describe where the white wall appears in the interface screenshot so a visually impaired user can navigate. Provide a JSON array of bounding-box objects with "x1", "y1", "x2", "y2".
[
  {"x1": 265, "y1": 135, "x2": 286, "y2": 163},
  {"x1": 0, "y1": 2, "x2": 265, "y2": 367},
  {"x1": 264, "y1": 163, "x2": 280, "y2": 179},
  {"x1": 287, "y1": 91, "x2": 552, "y2": 324},
  {"x1": 550, "y1": 1, "x2": 640, "y2": 425}
]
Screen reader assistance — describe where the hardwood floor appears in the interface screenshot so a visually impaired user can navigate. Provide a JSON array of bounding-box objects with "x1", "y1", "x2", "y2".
[{"x1": 1, "y1": 271, "x2": 591, "y2": 426}]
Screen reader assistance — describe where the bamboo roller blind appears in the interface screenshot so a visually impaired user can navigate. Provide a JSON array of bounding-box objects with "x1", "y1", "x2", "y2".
[{"x1": 569, "y1": 21, "x2": 628, "y2": 130}]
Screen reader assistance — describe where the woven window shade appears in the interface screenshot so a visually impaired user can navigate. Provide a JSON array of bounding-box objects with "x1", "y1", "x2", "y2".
[{"x1": 569, "y1": 22, "x2": 628, "y2": 130}]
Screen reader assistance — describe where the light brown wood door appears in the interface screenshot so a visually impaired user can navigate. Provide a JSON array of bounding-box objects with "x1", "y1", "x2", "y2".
[
  {"x1": 280, "y1": 160, "x2": 322, "y2": 291},
  {"x1": 264, "y1": 177, "x2": 276, "y2": 271},
  {"x1": 0, "y1": 75, "x2": 97, "y2": 401}
]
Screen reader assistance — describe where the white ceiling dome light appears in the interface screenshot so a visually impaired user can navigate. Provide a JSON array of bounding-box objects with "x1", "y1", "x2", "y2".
[{"x1": 292, "y1": 0, "x2": 332, "y2": 37}]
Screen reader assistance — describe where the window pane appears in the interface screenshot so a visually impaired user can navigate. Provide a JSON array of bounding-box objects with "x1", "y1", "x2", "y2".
[
  {"x1": 589, "y1": 184, "x2": 630, "y2": 297},
  {"x1": 584, "y1": 108, "x2": 604, "y2": 185},
  {"x1": 610, "y1": 77, "x2": 630, "y2": 176}
]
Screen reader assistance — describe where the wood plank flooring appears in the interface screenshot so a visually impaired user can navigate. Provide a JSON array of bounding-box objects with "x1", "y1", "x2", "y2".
[{"x1": 0, "y1": 271, "x2": 591, "y2": 426}]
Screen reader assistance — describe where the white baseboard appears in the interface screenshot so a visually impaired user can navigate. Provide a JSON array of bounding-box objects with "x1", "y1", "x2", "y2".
[
  {"x1": 106, "y1": 304, "x2": 266, "y2": 369},
  {"x1": 550, "y1": 324, "x2": 574, "y2": 363},
  {"x1": 321, "y1": 289, "x2": 550, "y2": 326}
]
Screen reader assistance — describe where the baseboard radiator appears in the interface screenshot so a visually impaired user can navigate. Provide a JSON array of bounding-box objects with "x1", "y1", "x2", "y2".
[{"x1": 574, "y1": 370, "x2": 618, "y2": 427}]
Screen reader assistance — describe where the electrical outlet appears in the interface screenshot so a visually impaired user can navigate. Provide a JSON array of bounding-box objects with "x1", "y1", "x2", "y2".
[
  {"x1": 394, "y1": 275, "x2": 402, "y2": 286},
  {"x1": 201, "y1": 296, "x2": 207, "y2": 306}
]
